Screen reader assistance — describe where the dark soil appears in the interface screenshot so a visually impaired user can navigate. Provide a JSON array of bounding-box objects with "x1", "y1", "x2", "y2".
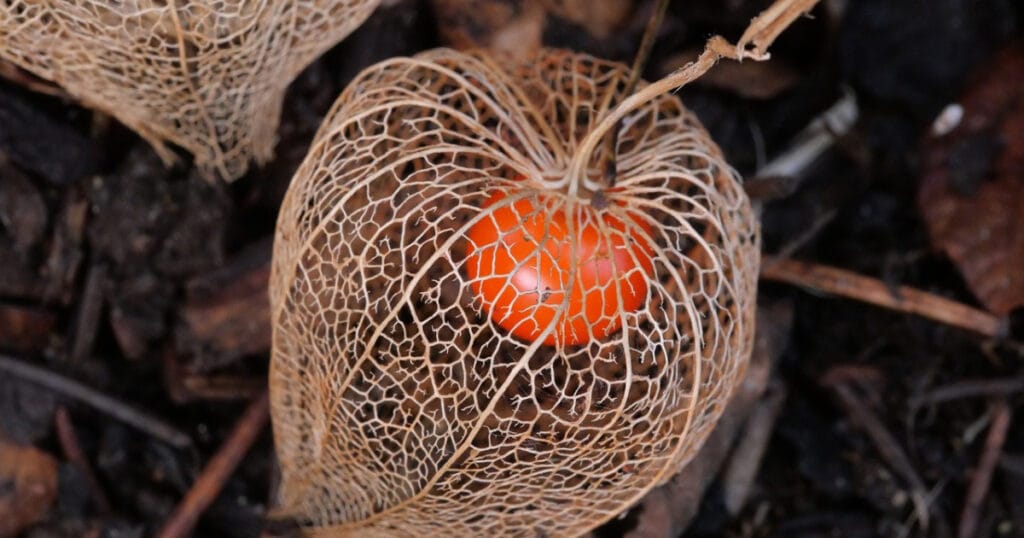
[{"x1": 0, "y1": 1, "x2": 1022, "y2": 537}]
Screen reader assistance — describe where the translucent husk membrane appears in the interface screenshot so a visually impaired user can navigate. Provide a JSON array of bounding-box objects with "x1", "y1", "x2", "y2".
[
  {"x1": 270, "y1": 48, "x2": 759, "y2": 536},
  {"x1": 0, "y1": 0, "x2": 380, "y2": 181}
]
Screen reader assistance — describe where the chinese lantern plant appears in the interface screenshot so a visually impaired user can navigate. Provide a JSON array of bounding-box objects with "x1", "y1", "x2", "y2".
[
  {"x1": 0, "y1": 0, "x2": 380, "y2": 181},
  {"x1": 270, "y1": 2, "x2": 812, "y2": 535}
]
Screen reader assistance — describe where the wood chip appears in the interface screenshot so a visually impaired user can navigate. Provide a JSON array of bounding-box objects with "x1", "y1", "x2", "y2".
[
  {"x1": 176, "y1": 240, "x2": 272, "y2": 370},
  {"x1": 0, "y1": 438, "x2": 58, "y2": 536}
]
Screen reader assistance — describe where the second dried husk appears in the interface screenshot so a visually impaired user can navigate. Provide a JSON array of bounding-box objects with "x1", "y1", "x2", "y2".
[{"x1": 0, "y1": 1, "x2": 380, "y2": 181}]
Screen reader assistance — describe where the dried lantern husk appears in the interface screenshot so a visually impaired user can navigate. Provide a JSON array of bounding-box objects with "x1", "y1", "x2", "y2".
[
  {"x1": 0, "y1": 1, "x2": 380, "y2": 181},
  {"x1": 270, "y1": 47, "x2": 759, "y2": 536}
]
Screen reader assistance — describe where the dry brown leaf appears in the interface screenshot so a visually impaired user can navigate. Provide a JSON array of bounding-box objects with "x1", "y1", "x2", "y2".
[
  {"x1": 270, "y1": 47, "x2": 759, "y2": 536},
  {"x1": 918, "y1": 45, "x2": 1024, "y2": 316},
  {"x1": 0, "y1": 1, "x2": 381, "y2": 182},
  {"x1": 0, "y1": 439, "x2": 58, "y2": 537}
]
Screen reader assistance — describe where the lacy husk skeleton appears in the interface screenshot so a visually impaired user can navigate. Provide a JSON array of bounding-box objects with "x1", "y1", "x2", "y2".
[{"x1": 270, "y1": 47, "x2": 759, "y2": 536}]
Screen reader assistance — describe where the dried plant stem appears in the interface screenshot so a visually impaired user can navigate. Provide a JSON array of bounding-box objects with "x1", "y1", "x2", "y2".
[
  {"x1": 569, "y1": 0, "x2": 820, "y2": 197},
  {"x1": 958, "y1": 399, "x2": 1012, "y2": 538},
  {"x1": 600, "y1": 0, "x2": 671, "y2": 187},
  {"x1": 156, "y1": 390, "x2": 270, "y2": 538},
  {"x1": 0, "y1": 353, "x2": 192, "y2": 449},
  {"x1": 827, "y1": 380, "x2": 931, "y2": 529},
  {"x1": 736, "y1": 0, "x2": 820, "y2": 56},
  {"x1": 910, "y1": 377, "x2": 1024, "y2": 409},
  {"x1": 760, "y1": 257, "x2": 1006, "y2": 338},
  {"x1": 69, "y1": 263, "x2": 106, "y2": 362},
  {"x1": 625, "y1": 0, "x2": 672, "y2": 105},
  {"x1": 55, "y1": 407, "x2": 112, "y2": 513},
  {"x1": 721, "y1": 379, "x2": 786, "y2": 515}
]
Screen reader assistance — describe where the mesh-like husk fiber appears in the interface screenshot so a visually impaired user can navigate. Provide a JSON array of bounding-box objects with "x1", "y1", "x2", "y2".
[
  {"x1": 270, "y1": 48, "x2": 760, "y2": 537},
  {"x1": 0, "y1": 0, "x2": 380, "y2": 181}
]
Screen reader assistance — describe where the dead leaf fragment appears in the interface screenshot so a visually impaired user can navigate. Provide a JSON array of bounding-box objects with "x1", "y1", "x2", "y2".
[
  {"x1": 0, "y1": 439, "x2": 58, "y2": 537},
  {"x1": 918, "y1": 44, "x2": 1024, "y2": 316}
]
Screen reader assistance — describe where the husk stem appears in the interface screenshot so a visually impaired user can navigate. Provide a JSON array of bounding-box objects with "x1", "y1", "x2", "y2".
[{"x1": 567, "y1": 0, "x2": 821, "y2": 199}]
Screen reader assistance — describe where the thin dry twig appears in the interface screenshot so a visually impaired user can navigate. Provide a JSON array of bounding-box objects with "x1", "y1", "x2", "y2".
[
  {"x1": 769, "y1": 209, "x2": 839, "y2": 261},
  {"x1": 155, "y1": 390, "x2": 270, "y2": 538},
  {"x1": 1000, "y1": 452, "x2": 1024, "y2": 478},
  {"x1": 959, "y1": 399, "x2": 1012, "y2": 538},
  {"x1": 0, "y1": 353, "x2": 192, "y2": 449},
  {"x1": 181, "y1": 375, "x2": 266, "y2": 401},
  {"x1": 55, "y1": 406, "x2": 112, "y2": 513},
  {"x1": 736, "y1": 0, "x2": 820, "y2": 58},
  {"x1": 755, "y1": 90, "x2": 859, "y2": 179},
  {"x1": 600, "y1": 0, "x2": 671, "y2": 188},
  {"x1": 825, "y1": 379, "x2": 931, "y2": 530},
  {"x1": 163, "y1": 350, "x2": 265, "y2": 403},
  {"x1": 69, "y1": 264, "x2": 106, "y2": 362},
  {"x1": 761, "y1": 257, "x2": 1006, "y2": 338},
  {"x1": 911, "y1": 377, "x2": 1024, "y2": 409},
  {"x1": 722, "y1": 378, "x2": 787, "y2": 515},
  {"x1": 746, "y1": 91, "x2": 858, "y2": 201},
  {"x1": 623, "y1": 0, "x2": 671, "y2": 101}
]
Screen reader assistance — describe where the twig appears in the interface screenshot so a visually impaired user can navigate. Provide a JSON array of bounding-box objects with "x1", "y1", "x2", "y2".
[
  {"x1": 69, "y1": 264, "x2": 106, "y2": 362},
  {"x1": 911, "y1": 377, "x2": 1024, "y2": 409},
  {"x1": 0, "y1": 353, "x2": 192, "y2": 449},
  {"x1": 826, "y1": 380, "x2": 931, "y2": 530},
  {"x1": 754, "y1": 90, "x2": 859, "y2": 180},
  {"x1": 769, "y1": 208, "x2": 839, "y2": 260},
  {"x1": 744, "y1": 91, "x2": 859, "y2": 202},
  {"x1": 818, "y1": 363, "x2": 885, "y2": 388},
  {"x1": 760, "y1": 257, "x2": 1006, "y2": 338},
  {"x1": 737, "y1": 0, "x2": 820, "y2": 57},
  {"x1": 1000, "y1": 452, "x2": 1024, "y2": 478},
  {"x1": 155, "y1": 390, "x2": 270, "y2": 538},
  {"x1": 600, "y1": 0, "x2": 671, "y2": 188},
  {"x1": 181, "y1": 375, "x2": 265, "y2": 401},
  {"x1": 163, "y1": 350, "x2": 265, "y2": 403},
  {"x1": 55, "y1": 406, "x2": 112, "y2": 513},
  {"x1": 624, "y1": 0, "x2": 671, "y2": 98},
  {"x1": 721, "y1": 378, "x2": 787, "y2": 514},
  {"x1": 958, "y1": 399, "x2": 1012, "y2": 538}
]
